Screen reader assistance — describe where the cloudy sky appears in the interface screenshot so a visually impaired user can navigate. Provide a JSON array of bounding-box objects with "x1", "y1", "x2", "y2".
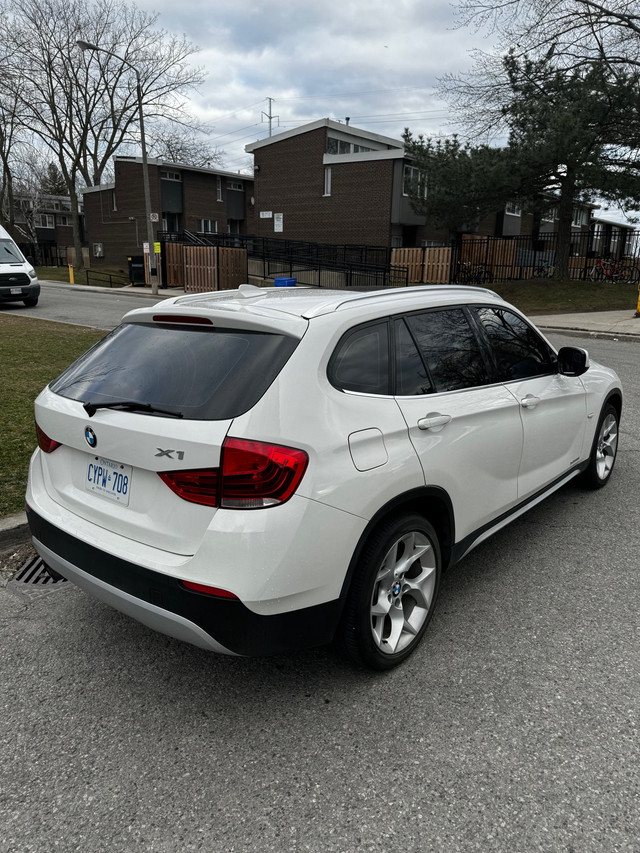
[{"x1": 133, "y1": 0, "x2": 486, "y2": 173}]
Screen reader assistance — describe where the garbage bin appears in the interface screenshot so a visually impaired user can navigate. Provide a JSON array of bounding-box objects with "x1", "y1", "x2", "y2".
[
  {"x1": 127, "y1": 255, "x2": 146, "y2": 285},
  {"x1": 274, "y1": 277, "x2": 296, "y2": 287}
]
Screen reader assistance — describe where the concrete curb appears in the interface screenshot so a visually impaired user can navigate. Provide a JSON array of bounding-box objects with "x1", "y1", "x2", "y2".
[{"x1": 0, "y1": 513, "x2": 30, "y2": 550}]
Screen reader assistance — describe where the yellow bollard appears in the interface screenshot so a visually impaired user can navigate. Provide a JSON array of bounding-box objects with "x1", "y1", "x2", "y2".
[
  {"x1": 68, "y1": 264, "x2": 74, "y2": 285},
  {"x1": 636, "y1": 283, "x2": 640, "y2": 318}
]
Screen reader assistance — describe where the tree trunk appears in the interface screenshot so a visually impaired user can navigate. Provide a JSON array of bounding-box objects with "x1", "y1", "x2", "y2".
[{"x1": 554, "y1": 171, "x2": 576, "y2": 280}]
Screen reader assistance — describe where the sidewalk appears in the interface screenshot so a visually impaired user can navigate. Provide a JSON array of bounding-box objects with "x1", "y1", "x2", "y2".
[{"x1": 530, "y1": 309, "x2": 640, "y2": 340}]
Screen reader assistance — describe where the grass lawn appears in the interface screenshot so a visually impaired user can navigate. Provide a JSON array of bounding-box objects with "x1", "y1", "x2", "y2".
[
  {"x1": 36, "y1": 266, "x2": 130, "y2": 286},
  {"x1": 494, "y1": 278, "x2": 639, "y2": 314},
  {"x1": 0, "y1": 315, "x2": 105, "y2": 517}
]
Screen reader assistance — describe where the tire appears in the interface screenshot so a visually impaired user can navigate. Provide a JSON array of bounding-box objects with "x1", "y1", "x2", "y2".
[
  {"x1": 621, "y1": 265, "x2": 640, "y2": 284},
  {"x1": 23, "y1": 297, "x2": 38, "y2": 307},
  {"x1": 581, "y1": 404, "x2": 619, "y2": 489},
  {"x1": 341, "y1": 513, "x2": 441, "y2": 670}
]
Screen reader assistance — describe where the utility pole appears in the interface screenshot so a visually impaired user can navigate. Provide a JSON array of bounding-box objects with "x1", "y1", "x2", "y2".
[{"x1": 261, "y1": 97, "x2": 279, "y2": 137}]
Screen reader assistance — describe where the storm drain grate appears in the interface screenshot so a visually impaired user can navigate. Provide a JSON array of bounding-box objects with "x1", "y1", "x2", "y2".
[{"x1": 8, "y1": 556, "x2": 69, "y2": 600}]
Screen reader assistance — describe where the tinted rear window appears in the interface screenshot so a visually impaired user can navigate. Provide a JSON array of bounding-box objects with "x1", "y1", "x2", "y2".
[{"x1": 50, "y1": 322, "x2": 299, "y2": 420}]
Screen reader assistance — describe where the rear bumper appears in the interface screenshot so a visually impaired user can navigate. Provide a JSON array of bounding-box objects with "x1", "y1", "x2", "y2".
[{"x1": 27, "y1": 507, "x2": 343, "y2": 657}]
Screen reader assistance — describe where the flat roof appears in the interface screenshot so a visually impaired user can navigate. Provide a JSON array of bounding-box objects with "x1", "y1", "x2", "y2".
[{"x1": 245, "y1": 118, "x2": 404, "y2": 154}]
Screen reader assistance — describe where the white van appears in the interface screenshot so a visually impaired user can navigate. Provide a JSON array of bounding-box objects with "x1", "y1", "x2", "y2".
[{"x1": 0, "y1": 225, "x2": 40, "y2": 308}]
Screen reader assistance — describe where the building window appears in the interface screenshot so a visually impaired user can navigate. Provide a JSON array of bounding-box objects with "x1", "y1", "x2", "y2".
[
  {"x1": 572, "y1": 207, "x2": 589, "y2": 227},
  {"x1": 196, "y1": 219, "x2": 217, "y2": 233},
  {"x1": 505, "y1": 202, "x2": 522, "y2": 217},
  {"x1": 227, "y1": 181, "x2": 243, "y2": 191},
  {"x1": 58, "y1": 215, "x2": 70, "y2": 226},
  {"x1": 217, "y1": 177, "x2": 222, "y2": 202},
  {"x1": 541, "y1": 207, "x2": 556, "y2": 223},
  {"x1": 323, "y1": 167, "x2": 332, "y2": 197},
  {"x1": 37, "y1": 214, "x2": 55, "y2": 228},
  {"x1": 326, "y1": 137, "x2": 373, "y2": 155},
  {"x1": 403, "y1": 165, "x2": 427, "y2": 199},
  {"x1": 160, "y1": 169, "x2": 181, "y2": 181},
  {"x1": 112, "y1": 191, "x2": 117, "y2": 211}
]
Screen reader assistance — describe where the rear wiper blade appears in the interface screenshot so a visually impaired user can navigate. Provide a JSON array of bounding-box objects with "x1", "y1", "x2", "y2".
[{"x1": 83, "y1": 400, "x2": 183, "y2": 418}]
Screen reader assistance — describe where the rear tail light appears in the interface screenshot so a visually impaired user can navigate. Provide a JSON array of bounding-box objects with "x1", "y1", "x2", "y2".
[
  {"x1": 35, "y1": 423, "x2": 61, "y2": 453},
  {"x1": 158, "y1": 437, "x2": 308, "y2": 509}
]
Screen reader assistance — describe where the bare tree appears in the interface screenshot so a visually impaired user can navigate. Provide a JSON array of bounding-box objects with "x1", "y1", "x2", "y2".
[
  {"x1": 445, "y1": 0, "x2": 640, "y2": 139},
  {"x1": 455, "y1": 0, "x2": 640, "y2": 72},
  {"x1": 0, "y1": 0, "x2": 206, "y2": 269},
  {"x1": 148, "y1": 124, "x2": 224, "y2": 168}
]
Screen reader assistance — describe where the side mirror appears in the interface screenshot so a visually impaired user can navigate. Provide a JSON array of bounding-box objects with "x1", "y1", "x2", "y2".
[{"x1": 557, "y1": 346, "x2": 589, "y2": 377}]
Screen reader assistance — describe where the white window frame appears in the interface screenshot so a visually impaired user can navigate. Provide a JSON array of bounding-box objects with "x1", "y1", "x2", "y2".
[
  {"x1": 196, "y1": 218, "x2": 217, "y2": 233},
  {"x1": 160, "y1": 169, "x2": 181, "y2": 181},
  {"x1": 323, "y1": 167, "x2": 332, "y2": 197},
  {"x1": 403, "y1": 165, "x2": 427, "y2": 199},
  {"x1": 227, "y1": 181, "x2": 243, "y2": 191},
  {"x1": 38, "y1": 213, "x2": 55, "y2": 228},
  {"x1": 505, "y1": 202, "x2": 522, "y2": 217},
  {"x1": 572, "y1": 207, "x2": 589, "y2": 227},
  {"x1": 217, "y1": 177, "x2": 223, "y2": 202}
]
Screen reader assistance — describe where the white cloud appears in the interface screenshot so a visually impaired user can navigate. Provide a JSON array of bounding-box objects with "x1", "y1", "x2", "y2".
[{"x1": 133, "y1": 0, "x2": 486, "y2": 170}]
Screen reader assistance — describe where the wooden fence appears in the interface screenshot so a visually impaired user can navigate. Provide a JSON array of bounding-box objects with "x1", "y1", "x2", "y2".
[
  {"x1": 164, "y1": 242, "x2": 247, "y2": 291},
  {"x1": 391, "y1": 247, "x2": 451, "y2": 283},
  {"x1": 392, "y1": 240, "x2": 590, "y2": 283}
]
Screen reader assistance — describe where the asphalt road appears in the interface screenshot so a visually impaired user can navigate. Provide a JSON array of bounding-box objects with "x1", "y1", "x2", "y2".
[
  {"x1": 0, "y1": 314, "x2": 638, "y2": 851},
  {"x1": 0, "y1": 281, "x2": 165, "y2": 330}
]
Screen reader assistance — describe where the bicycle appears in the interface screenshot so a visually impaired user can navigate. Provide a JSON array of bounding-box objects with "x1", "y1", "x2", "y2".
[
  {"x1": 587, "y1": 257, "x2": 640, "y2": 284},
  {"x1": 532, "y1": 263, "x2": 554, "y2": 279},
  {"x1": 454, "y1": 261, "x2": 494, "y2": 285}
]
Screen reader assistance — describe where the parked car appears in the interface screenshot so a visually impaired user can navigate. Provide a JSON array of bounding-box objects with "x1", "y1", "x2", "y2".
[
  {"x1": 26, "y1": 284, "x2": 622, "y2": 669},
  {"x1": 0, "y1": 225, "x2": 40, "y2": 307}
]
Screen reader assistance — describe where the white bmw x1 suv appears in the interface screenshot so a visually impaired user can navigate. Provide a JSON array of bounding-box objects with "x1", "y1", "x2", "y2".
[{"x1": 26, "y1": 285, "x2": 622, "y2": 669}]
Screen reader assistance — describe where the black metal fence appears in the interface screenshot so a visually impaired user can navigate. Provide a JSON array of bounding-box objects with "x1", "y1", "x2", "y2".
[
  {"x1": 157, "y1": 232, "x2": 406, "y2": 289},
  {"x1": 450, "y1": 230, "x2": 640, "y2": 283}
]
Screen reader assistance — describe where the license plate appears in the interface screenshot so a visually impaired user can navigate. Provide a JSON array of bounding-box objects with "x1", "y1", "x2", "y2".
[
  {"x1": 10, "y1": 287, "x2": 22, "y2": 295},
  {"x1": 86, "y1": 457, "x2": 132, "y2": 506}
]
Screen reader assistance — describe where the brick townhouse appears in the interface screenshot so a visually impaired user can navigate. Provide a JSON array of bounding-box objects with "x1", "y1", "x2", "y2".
[
  {"x1": 81, "y1": 156, "x2": 255, "y2": 268},
  {"x1": 246, "y1": 118, "x2": 432, "y2": 248}
]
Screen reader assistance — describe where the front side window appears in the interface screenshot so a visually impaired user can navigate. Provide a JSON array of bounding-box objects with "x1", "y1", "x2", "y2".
[
  {"x1": 329, "y1": 322, "x2": 389, "y2": 395},
  {"x1": 405, "y1": 309, "x2": 489, "y2": 392},
  {"x1": 475, "y1": 307, "x2": 555, "y2": 380}
]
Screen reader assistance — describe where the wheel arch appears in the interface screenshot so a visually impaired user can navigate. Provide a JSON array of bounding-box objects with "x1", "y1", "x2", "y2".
[
  {"x1": 338, "y1": 486, "x2": 455, "y2": 604},
  {"x1": 604, "y1": 389, "x2": 622, "y2": 420}
]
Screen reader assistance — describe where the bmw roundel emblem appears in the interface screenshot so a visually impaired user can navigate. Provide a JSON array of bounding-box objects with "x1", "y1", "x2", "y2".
[{"x1": 85, "y1": 426, "x2": 97, "y2": 448}]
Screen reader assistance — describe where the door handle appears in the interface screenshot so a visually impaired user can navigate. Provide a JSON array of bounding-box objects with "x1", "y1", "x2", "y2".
[
  {"x1": 418, "y1": 413, "x2": 452, "y2": 431},
  {"x1": 520, "y1": 395, "x2": 540, "y2": 409}
]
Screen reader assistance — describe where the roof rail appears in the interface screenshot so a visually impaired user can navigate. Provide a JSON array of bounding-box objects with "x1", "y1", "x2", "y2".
[{"x1": 303, "y1": 284, "x2": 500, "y2": 318}]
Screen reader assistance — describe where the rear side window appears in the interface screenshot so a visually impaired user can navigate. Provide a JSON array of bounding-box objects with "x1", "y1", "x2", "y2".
[
  {"x1": 329, "y1": 322, "x2": 389, "y2": 394},
  {"x1": 475, "y1": 307, "x2": 555, "y2": 380},
  {"x1": 50, "y1": 322, "x2": 299, "y2": 420},
  {"x1": 405, "y1": 308, "x2": 490, "y2": 392}
]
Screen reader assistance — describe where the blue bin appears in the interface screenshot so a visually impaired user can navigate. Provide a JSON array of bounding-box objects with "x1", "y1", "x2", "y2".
[{"x1": 274, "y1": 277, "x2": 296, "y2": 287}]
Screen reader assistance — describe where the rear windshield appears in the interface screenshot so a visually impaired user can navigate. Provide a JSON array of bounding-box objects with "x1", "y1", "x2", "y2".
[{"x1": 50, "y1": 322, "x2": 300, "y2": 420}]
